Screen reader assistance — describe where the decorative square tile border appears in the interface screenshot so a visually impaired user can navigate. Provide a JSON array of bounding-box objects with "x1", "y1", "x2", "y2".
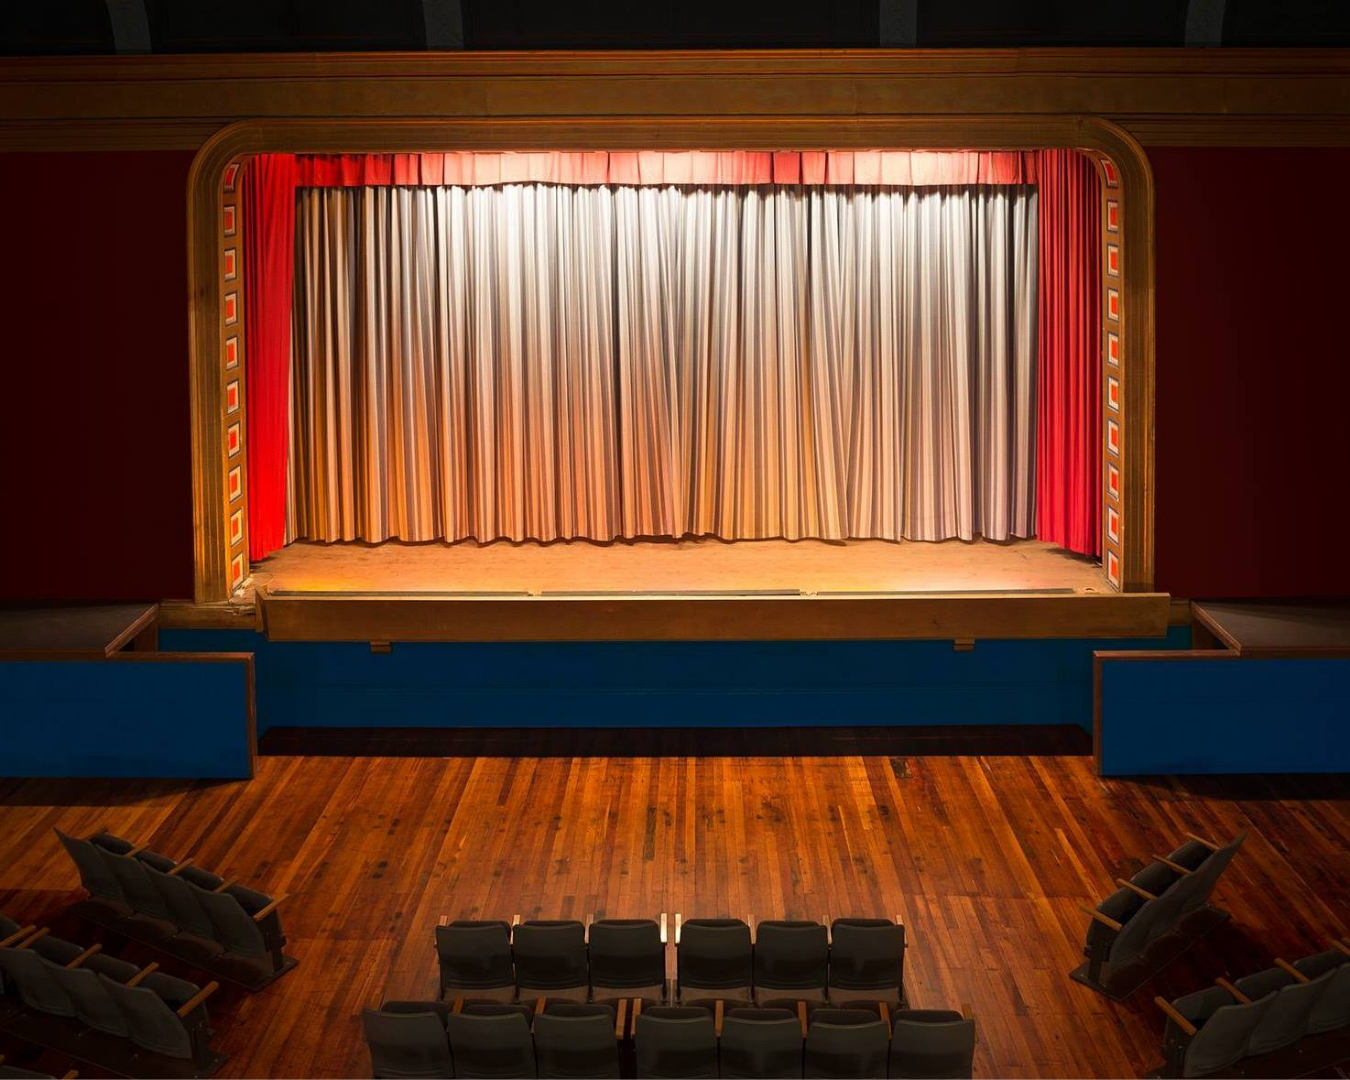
[
  {"x1": 1107, "y1": 462, "x2": 1120, "y2": 501},
  {"x1": 230, "y1": 508, "x2": 244, "y2": 546},
  {"x1": 1107, "y1": 505, "x2": 1120, "y2": 545},
  {"x1": 1106, "y1": 200, "x2": 1119, "y2": 232},
  {"x1": 225, "y1": 336, "x2": 239, "y2": 369},
  {"x1": 1107, "y1": 287, "x2": 1120, "y2": 321},
  {"x1": 1107, "y1": 331, "x2": 1120, "y2": 366},
  {"x1": 1106, "y1": 549, "x2": 1120, "y2": 588},
  {"x1": 1106, "y1": 243, "x2": 1120, "y2": 277},
  {"x1": 223, "y1": 292, "x2": 238, "y2": 325},
  {"x1": 220, "y1": 160, "x2": 248, "y2": 592},
  {"x1": 226, "y1": 380, "x2": 240, "y2": 413},
  {"x1": 223, "y1": 204, "x2": 236, "y2": 236},
  {"x1": 227, "y1": 421, "x2": 241, "y2": 457},
  {"x1": 231, "y1": 552, "x2": 246, "y2": 589},
  {"x1": 224, "y1": 247, "x2": 237, "y2": 281},
  {"x1": 1107, "y1": 374, "x2": 1120, "y2": 412},
  {"x1": 228, "y1": 465, "x2": 242, "y2": 501},
  {"x1": 1102, "y1": 158, "x2": 1119, "y2": 187},
  {"x1": 223, "y1": 162, "x2": 241, "y2": 192},
  {"x1": 1107, "y1": 418, "x2": 1120, "y2": 456}
]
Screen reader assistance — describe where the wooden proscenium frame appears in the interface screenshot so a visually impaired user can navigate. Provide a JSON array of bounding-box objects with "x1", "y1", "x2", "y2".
[{"x1": 189, "y1": 115, "x2": 1157, "y2": 620}]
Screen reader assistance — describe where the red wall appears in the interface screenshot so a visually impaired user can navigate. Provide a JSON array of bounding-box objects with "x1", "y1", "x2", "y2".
[
  {"x1": 0, "y1": 151, "x2": 197, "y2": 600},
  {"x1": 1152, "y1": 147, "x2": 1350, "y2": 598},
  {"x1": 1, "y1": 146, "x2": 1345, "y2": 602}
]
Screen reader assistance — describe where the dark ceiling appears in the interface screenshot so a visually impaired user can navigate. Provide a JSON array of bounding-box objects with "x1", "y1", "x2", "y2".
[{"x1": 2, "y1": 0, "x2": 1349, "y2": 55}]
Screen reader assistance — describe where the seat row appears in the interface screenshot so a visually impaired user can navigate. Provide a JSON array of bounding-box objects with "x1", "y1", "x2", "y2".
[
  {"x1": 0, "y1": 917, "x2": 225, "y2": 1079},
  {"x1": 365, "y1": 995, "x2": 976, "y2": 1079},
  {"x1": 1076, "y1": 829, "x2": 1246, "y2": 999},
  {"x1": 55, "y1": 827, "x2": 296, "y2": 990},
  {"x1": 436, "y1": 916, "x2": 906, "y2": 1007},
  {"x1": 0, "y1": 1054, "x2": 76, "y2": 1080},
  {"x1": 1154, "y1": 940, "x2": 1350, "y2": 1078}
]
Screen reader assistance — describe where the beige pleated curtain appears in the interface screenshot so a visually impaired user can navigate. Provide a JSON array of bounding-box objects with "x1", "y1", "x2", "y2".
[{"x1": 288, "y1": 182, "x2": 1037, "y2": 545}]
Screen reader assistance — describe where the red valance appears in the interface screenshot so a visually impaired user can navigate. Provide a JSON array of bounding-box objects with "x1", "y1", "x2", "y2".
[{"x1": 295, "y1": 150, "x2": 1039, "y2": 189}]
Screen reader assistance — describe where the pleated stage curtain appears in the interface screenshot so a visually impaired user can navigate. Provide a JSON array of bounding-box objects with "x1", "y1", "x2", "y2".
[
  {"x1": 288, "y1": 182, "x2": 1038, "y2": 545},
  {"x1": 1035, "y1": 149, "x2": 1102, "y2": 556}
]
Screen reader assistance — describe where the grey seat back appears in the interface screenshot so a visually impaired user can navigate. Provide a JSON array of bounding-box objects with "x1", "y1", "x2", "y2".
[
  {"x1": 513, "y1": 920, "x2": 589, "y2": 997},
  {"x1": 0, "y1": 947, "x2": 75, "y2": 1017},
  {"x1": 98, "y1": 972, "x2": 195, "y2": 1059},
  {"x1": 97, "y1": 848, "x2": 170, "y2": 919},
  {"x1": 146, "y1": 864, "x2": 216, "y2": 938},
  {"x1": 1182, "y1": 994, "x2": 1274, "y2": 1078},
  {"x1": 588, "y1": 919, "x2": 665, "y2": 1000},
  {"x1": 49, "y1": 962, "x2": 128, "y2": 1036},
  {"x1": 445, "y1": 1011, "x2": 535, "y2": 1078},
  {"x1": 191, "y1": 882, "x2": 267, "y2": 957},
  {"x1": 1294, "y1": 952, "x2": 1350, "y2": 1035},
  {"x1": 677, "y1": 920, "x2": 753, "y2": 1000},
  {"x1": 754, "y1": 921, "x2": 828, "y2": 1001},
  {"x1": 435, "y1": 921, "x2": 515, "y2": 1000},
  {"x1": 803, "y1": 1008, "x2": 888, "y2": 1079},
  {"x1": 634, "y1": 1006, "x2": 717, "y2": 1079},
  {"x1": 533, "y1": 1008, "x2": 622, "y2": 1079},
  {"x1": 55, "y1": 829, "x2": 124, "y2": 903},
  {"x1": 362, "y1": 1008, "x2": 454, "y2": 1079},
  {"x1": 890, "y1": 1010, "x2": 975, "y2": 1080},
  {"x1": 1105, "y1": 892, "x2": 1160, "y2": 966},
  {"x1": 827, "y1": 919, "x2": 904, "y2": 1003},
  {"x1": 1237, "y1": 966, "x2": 1333, "y2": 1054},
  {"x1": 718, "y1": 1007, "x2": 802, "y2": 1079},
  {"x1": 1181, "y1": 832, "x2": 1246, "y2": 916}
]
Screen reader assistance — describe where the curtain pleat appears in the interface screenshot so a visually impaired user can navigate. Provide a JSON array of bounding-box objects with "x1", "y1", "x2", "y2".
[{"x1": 290, "y1": 182, "x2": 1038, "y2": 545}]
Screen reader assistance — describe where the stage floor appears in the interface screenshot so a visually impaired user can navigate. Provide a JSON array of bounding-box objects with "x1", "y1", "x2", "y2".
[{"x1": 250, "y1": 536, "x2": 1106, "y2": 597}]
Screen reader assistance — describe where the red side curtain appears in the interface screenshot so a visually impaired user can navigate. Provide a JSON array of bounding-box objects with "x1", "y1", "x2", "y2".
[
  {"x1": 242, "y1": 153, "x2": 297, "y2": 561},
  {"x1": 1035, "y1": 149, "x2": 1101, "y2": 556}
]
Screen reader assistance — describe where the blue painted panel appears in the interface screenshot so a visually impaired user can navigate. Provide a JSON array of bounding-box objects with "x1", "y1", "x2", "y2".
[
  {"x1": 161, "y1": 629, "x2": 1188, "y2": 734},
  {"x1": 1099, "y1": 656, "x2": 1350, "y2": 775},
  {"x1": 1, "y1": 659, "x2": 254, "y2": 779}
]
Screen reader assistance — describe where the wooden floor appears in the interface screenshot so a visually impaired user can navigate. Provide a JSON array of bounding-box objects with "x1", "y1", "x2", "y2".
[
  {"x1": 250, "y1": 536, "x2": 1107, "y2": 597},
  {"x1": 2, "y1": 740, "x2": 1348, "y2": 1078}
]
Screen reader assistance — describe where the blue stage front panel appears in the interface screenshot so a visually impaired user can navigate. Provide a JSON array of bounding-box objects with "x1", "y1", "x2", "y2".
[
  {"x1": 1, "y1": 657, "x2": 255, "y2": 779},
  {"x1": 160, "y1": 629, "x2": 1188, "y2": 734},
  {"x1": 1098, "y1": 655, "x2": 1350, "y2": 775}
]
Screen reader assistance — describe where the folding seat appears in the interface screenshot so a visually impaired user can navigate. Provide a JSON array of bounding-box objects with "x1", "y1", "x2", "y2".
[
  {"x1": 1235, "y1": 963, "x2": 1332, "y2": 1054},
  {"x1": 1293, "y1": 948, "x2": 1350, "y2": 1035},
  {"x1": 436, "y1": 920, "x2": 516, "y2": 1002},
  {"x1": 54, "y1": 829, "x2": 130, "y2": 918},
  {"x1": 98, "y1": 971, "x2": 220, "y2": 1069},
  {"x1": 588, "y1": 919, "x2": 666, "y2": 1004},
  {"x1": 362, "y1": 1001, "x2": 454, "y2": 1079},
  {"x1": 0, "y1": 937, "x2": 76, "y2": 1017},
  {"x1": 533, "y1": 1002, "x2": 622, "y2": 1079},
  {"x1": 753, "y1": 921, "x2": 828, "y2": 1005},
  {"x1": 1156, "y1": 985, "x2": 1273, "y2": 1078},
  {"x1": 633, "y1": 1005, "x2": 717, "y2": 1079},
  {"x1": 444, "y1": 1008, "x2": 536, "y2": 1078},
  {"x1": 889, "y1": 1009, "x2": 976, "y2": 1080},
  {"x1": 188, "y1": 878, "x2": 288, "y2": 974},
  {"x1": 802, "y1": 1007, "x2": 888, "y2": 1079},
  {"x1": 1175, "y1": 832, "x2": 1247, "y2": 920},
  {"x1": 826, "y1": 919, "x2": 905, "y2": 1005},
  {"x1": 93, "y1": 847, "x2": 176, "y2": 935},
  {"x1": 676, "y1": 919, "x2": 753, "y2": 1004},
  {"x1": 47, "y1": 949, "x2": 143, "y2": 1038},
  {"x1": 89, "y1": 830, "x2": 179, "y2": 874},
  {"x1": 513, "y1": 920, "x2": 589, "y2": 1003},
  {"x1": 144, "y1": 864, "x2": 223, "y2": 954},
  {"x1": 0, "y1": 921, "x2": 36, "y2": 995},
  {"x1": 718, "y1": 1007, "x2": 803, "y2": 1079}
]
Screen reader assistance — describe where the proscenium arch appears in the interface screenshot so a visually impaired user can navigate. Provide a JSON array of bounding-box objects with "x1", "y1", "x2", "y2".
[{"x1": 188, "y1": 115, "x2": 1155, "y2": 603}]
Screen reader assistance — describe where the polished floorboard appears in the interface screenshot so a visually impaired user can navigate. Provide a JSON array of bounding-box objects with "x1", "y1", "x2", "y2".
[
  {"x1": 250, "y1": 535, "x2": 1107, "y2": 597},
  {"x1": 1, "y1": 742, "x2": 1348, "y2": 1078}
]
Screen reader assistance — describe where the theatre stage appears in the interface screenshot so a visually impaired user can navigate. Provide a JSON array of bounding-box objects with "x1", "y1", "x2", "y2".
[{"x1": 252, "y1": 536, "x2": 1108, "y2": 597}]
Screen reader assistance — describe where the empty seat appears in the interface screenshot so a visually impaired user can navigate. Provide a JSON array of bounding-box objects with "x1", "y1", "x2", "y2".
[
  {"x1": 1162, "y1": 986, "x2": 1273, "y2": 1078},
  {"x1": 0, "y1": 942, "x2": 75, "y2": 1017},
  {"x1": 363, "y1": 1002, "x2": 454, "y2": 1079},
  {"x1": 445, "y1": 1009, "x2": 536, "y2": 1078},
  {"x1": 803, "y1": 1008, "x2": 888, "y2": 1079},
  {"x1": 633, "y1": 1005, "x2": 717, "y2": 1079},
  {"x1": 98, "y1": 971, "x2": 218, "y2": 1066},
  {"x1": 827, "y1": 919, "x2": 905, "y2": 1005},
  {"x1": 1235, "y1": 965, "x2": 1328, "y2": 1055},
  {"x1": 144, "y1": 864, "x2": 222, "y2": 948},
  {"x1": 589, "y1": 919, "x2": 666, "y2": 1003},
  {"x1": 54, "y1": 829, "x2": 130, "y2": 916},
  {"x1": 1177, "y1": 832, "x2": 1247, "y2": 920},
  {"x1": 49, "y1": 961, "x2": 130, "y2": 1037},
  {"x1": 1293, "y1": 950, "x2": 1350, "y2": 1035},
  {"x1": 890, "y1": 1009, "x2": 975, "y2": 1080},
  {"x1": 754, "y1": 921, "x2": 828, "y2": 1004},
  {"x1": 534, "y1": 1003, "x2": 621, "y2": 1079},
  {"x1": 189, "y1": 879, "x2": 286, "y2": 969},
  {"x1": 676, "y1": 919, "x2": 753, "y2": 1003},
  {"x1": 719, "y1": 1007, "x2": 802, "y2": 1079},
  {"x1": 513, "y1": 920, "x2": 589, "y2": 1003},
  {"x1": 94, "y1": 847, "x2": 174, "y2": 928},
  {"x1": 436, "y1": 920, "x2": 516, "y2": 1002}
]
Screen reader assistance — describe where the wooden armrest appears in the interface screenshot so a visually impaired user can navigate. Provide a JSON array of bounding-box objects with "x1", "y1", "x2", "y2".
[
  {"x1": 1275, "y1": 959, "x2": 1310, "y2": 983},
  {"x1": 878, "y1": 1001, "x2": 890, "y2": 1029},
  {"x1": 167, "y1": 860, "x2": 193, "y2": 877},
  {"x1": 125, "y1": 846, "x2": 146, "y2": 859},
  {"x1": 451, "y1": 996, "x2": 464, "y2": 1014},
  {"x1": 714, "y1": 1000, "x2": 723, "y2": 1038},
  {"x1": 633, "y1": 998, "x2": 643, "y2": 1022},
  {"x1": 0, "y1": 925, "x2": 36, "y2": 949},
  {"x1": 175, "y1": 981, "x2": 219, "y2": 1018},
  {"x1": 659, "y1": 912, "x2": 667, "y2": 946},
  {"x1": 251, "y1": 894, "x2": 287, "y2": 922},
  {"x1": 615, "y1": 998, "x2": 628, "y2": 1040},
  {"x1": 212, "y1": 878, "x2": 238, "y2": 893},
  {"x1": 1154, "y1": 856, "x2": 1193, "y2": 875},
  {"x1": 61, "y1": 1072, "x2": 78, "y2": 1080},
  {"x1": 961, "y1": 1002, "x2": 973, "y2": 1022},
  {"x1": 21, "y1": 928, "x2": 51, "y2": 948},
  {"x1": 1155, "y1": 997, "x2": 1198, "y2": 1037},
  {"x1": 1185, "y1": 832, "x2": 1219, "y2": 851},
  {"x1": 674, "y1": 913, "x2": 682, "y2": 946},
  {"x1": 797, "y1": 1001, "x2": 808, "y2": 1038},
  {"x1": 1080, "y1": 905, "x2": 1122, "y2": 932},
  {"x1": 65, "y1": 943, "x2": 103, "y2": 969},
  {"x1": 1215, "y1": 977, "x2": 1250, "y2": 1004},
  {"x1": 534, "y1": 997, "x2": 546, "y2": 1016},
  {"x1": 1333, "y1": 940, "x2": 1350, "y2": 959},
  {"x1": 1118, "y1": 878, "x2": 1157, "y2": 901},
  {"x1": 437, "y1": 915, "x2": 448, "y2": 927},
  {"x1": 126, "y1": 962, "x2": 160, "y2": 987}
]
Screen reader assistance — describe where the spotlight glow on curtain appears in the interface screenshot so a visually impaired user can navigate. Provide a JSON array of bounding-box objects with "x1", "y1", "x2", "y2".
[{"x1": 287, "y1": 182, "x2": 1038, "y2": 546}]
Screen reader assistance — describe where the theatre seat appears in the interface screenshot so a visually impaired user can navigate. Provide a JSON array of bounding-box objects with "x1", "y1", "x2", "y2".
[
  {"x1": 362, "y1": 1002, "x2": 454, "y2": 1080},
  {"x1": 533, "y1": 1003, "x2": 622, "y2": 1079},
  {"x1": 54, "y1": 829, "x2": 131, "y2": 918},
  {"x1": 676, "y1": 919, "x2": 753, "y2": 1003},
  {"x1": 436, "y1": 919, "x2": 517, "y2": 1002},
  {"x1": 445, "y1": 1008, "x2": 536, "y2": 1078},
  {"x1": 1162, "y1": 986, "x2": 1273, "y2": 1078},
  {"x1": 889, "y1": 1009, "x2": 976, "y2": 1080},
  {"x1": 589, "y1": 918, "x2": 667, "y2": 1004},
  {"x1": 1293, "y1": 949, "x2": 1350, "y2": 1034},
  {"x1": 803, "y1": 1007, "x2": 888, "y2": 1079},
  {"x1": 633, "y1": 1005, "x2": 718, "y2": 1079},
  {"x1": 753, "y1": 921, "x2": 828, "y2": 1004},
  {"x1": 98, "y1": 970, "x2": 219, "y2": 1066},
  {"x1": 826, "y1": 919, "x2": 905, "y2": 1005},
  {"x1": 513, "y1": 919, "x2": 589, "y2": 1003},
  {"x1": 718, "y1": 1007, "x2": 803, "y2": 1079}
]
